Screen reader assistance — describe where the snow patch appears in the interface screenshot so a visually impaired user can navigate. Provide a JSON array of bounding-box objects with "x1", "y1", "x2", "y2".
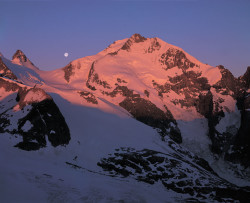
[
  {"x1": 215, "y1": 106, "x2": 241, "y2": 134},
  {"x1": 201, "y1": 65, "x2": 222, "y2": 85},
  {"x1": 177, "y1": 118, "x2": 211, "y2": 156},
  {"x1": 21, "y1": 120, "x2": 33, "y2": 132}
]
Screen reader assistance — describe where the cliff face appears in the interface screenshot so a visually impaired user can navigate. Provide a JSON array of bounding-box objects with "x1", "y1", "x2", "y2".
[{"x1": 0, "y1": 78, "x2": 70, "y2": 150}]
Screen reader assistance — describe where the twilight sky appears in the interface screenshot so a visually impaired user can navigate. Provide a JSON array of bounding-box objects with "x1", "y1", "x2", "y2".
[{"x1": 0, "y1": 0, "x2": 249, "y2": 76}]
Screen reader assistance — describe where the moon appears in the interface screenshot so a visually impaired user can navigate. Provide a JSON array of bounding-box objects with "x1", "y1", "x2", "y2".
[{"x1": 64, "y1": 52, "x2": 69, "y2": 58}]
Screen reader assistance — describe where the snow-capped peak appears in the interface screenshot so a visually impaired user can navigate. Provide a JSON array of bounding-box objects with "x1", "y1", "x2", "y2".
[{"x1": 12, "y1": 50, "x2": 38, "y2": 70}]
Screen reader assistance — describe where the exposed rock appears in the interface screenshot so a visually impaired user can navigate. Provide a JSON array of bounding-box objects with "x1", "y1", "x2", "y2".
[
  {"x1": 63, "y1": 63, "x2": 74, "y2": 83},
  {"x1": 196, "y1": 88, "x2": 241, "y2": 156},
  {"x1": 159, "y1": 48, "x2": 196, "y2": 71},
  {"x1": 102, "y1": 84, "x2": 181, "y2": 143},
  {"x1": 86, "y1": 63, "x2": 96, "y2": 90},
  {"x1": 196, "y1": 91, "x2": 213, "y2": 118},
  {"x1": 169, "y1": 71, "x2": 210, "y2": 95},
  {"x1": 199, "y1": 66, "x2": 250, "y2": 164},
  {"x1": 0, "y1": 84, "x2": 70, "y2": 150},
  {"x1": 213, "y1": 65, "x2": 241, "y2": 98},
  {"x1": 92, "y1": 73, "x2": 111, "y2": 89},
  {"x1": 78, "y1": 91, "x2": 98, "y2": 104},
  {"x1": 16, "y1": 87, "x2": 52, "y2": 110},
  {"x1": 117, "y1": 78, "x2": 127, "y2": 84},
  {"x1": 121, "y1": 33, "x2": 147, "y2": 51},
  {"x1": 240, "y1": 66, "x2": 250, "y2": 89},
  {"x1": 12, "y1": 49, "x2": 35, "y2": 67},
  {"x1": 86, "y1": 62, "x2": 111, "y2": 90},
  {"x1": 98, "y1": 147, "x2": 250, "y2": 202},
  {"x1": 0, "y1": 77, "x2": 20, "y2": 92},
  {"x1": 225, "y1": 92, "x2": 250, "y2": 167},
  {"x1": 144, "y1": 90, "x2": 150, "y2": 98},
  {"x1": 0, "y1": 58, "x2": 18, "y2": 80},
  {"x1": 146, "y1": 38, "x2": 161, "y2": 53},
  {"x1": 17, "y1": 98, "x2": 70, "y2": 149},
  {"x1": 12, "y1": 50, "x2": 29, "y2": 63},
  {"x1": 120, "y1": 97, "x2": 181, "y2": 143},
  {"x1": 198, "y1": 90, "x2": 229, "y2": 155},
  {"x1": 153, "y1": 71, "x2": 210, "y2": 108},
  {"x1": 152, "y1": 80, "x2": 171, "y2": 98}
]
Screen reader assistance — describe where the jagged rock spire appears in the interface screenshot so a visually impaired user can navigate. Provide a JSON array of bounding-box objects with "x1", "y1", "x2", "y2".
[
  {"x1": 121, "y1": 33, "x2": 147, "y2": 51},
  {"x1": 130, "y1": 33, "x2": 147, "y2": 43},
  {"x1": 12, "y1": 50, "x2": 28, "y2": 63},
  {"x1": 12, "y1": 49, "x2": 36, "y2": 69}
]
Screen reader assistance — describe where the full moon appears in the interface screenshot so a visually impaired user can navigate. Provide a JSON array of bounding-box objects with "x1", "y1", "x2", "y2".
[{"x1": 64, "y1": 52, "x2": 69, "y2": 58}]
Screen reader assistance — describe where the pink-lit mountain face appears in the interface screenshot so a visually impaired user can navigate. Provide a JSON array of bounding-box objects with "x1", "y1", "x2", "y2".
[{"x1": 1, "y1": 34, "x2": 250, "y2": 202}]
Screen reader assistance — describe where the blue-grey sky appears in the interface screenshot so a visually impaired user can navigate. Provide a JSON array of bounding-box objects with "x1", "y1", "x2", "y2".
[{"x1": 0, "y1": 0, "x2": 249, "y2": 76}]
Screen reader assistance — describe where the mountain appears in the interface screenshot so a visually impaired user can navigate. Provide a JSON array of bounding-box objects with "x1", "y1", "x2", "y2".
[
  {"x1": 1, "y1": 34, "x2": 250, "y2": 202},
  {"x1": 0, "y1": 50, "x2": 43, "y2": 85}
]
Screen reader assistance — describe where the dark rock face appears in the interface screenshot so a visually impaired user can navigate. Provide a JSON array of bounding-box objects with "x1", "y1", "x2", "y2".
[
  {"x1": 196, "y1": 88, "x2": 238, "y2": 156},
  {"x1": 196, "y1": 91, "x2": 224, "y2": 154},
  {"x1": 17, "y1": 98, "x2": 71, "y2": 150},
  {"x1": 0, "y1": 84, "x2": 70, "y2": 150},
  {"x1": 63, "y1": 63, "x2": 74, "y2": 83},
  {"x1": 240, "y1": 66, "x2": 250, "y2": 89},
  {"x1": 102, "y1": 84, "x2": 182, "y2": 143},
  {"x1": 199, "y1": 66, "x2": 250, "y2": 165},
  {"x1": 116, "y1": 78, "x2": 127, "y2": 84},
  {"x1": 152, "y1": 80, "x2": 171, "y2": 97},
  {"x1": 225, "y1": 93, "x2": 250, "y2": 167},
  {"x1": 92, "y1": 73, "x2": 111, "y2": 89},
  {"x1": 120, "y1": 97, "x2": 181, "y2": 143},
  {"x1": 0, "y1": 58, "x2": 18, "y2": 80},
  {"x1": 144, "y1": 90, "x2": 150, "y2": 97},
  {"x1": 196, "y1": 91, "x2": 213, "y2": 118},
  {"x1": 146, "y1": 38, "x2": 161, "y2": 53},
  {"x1": 169, "y1": 71, "x2": 210, "y2": 108},
  {"x1": 121, "y1": 33, "x2": 147, "y2": 51},
  {"x1": 86, "y1": 62, "x2": 111, "y2": 90},
  {"x1": 86, "y1": 62, "x2": 97, "y2": 90},
  {"x1": 78, "y1": 91, "x2": 98, "y2": 104},
  {"x1": 150, "y1": 62, "x2": 249, "y2": 167},
  {"x1": 169, "y1": 71, "x2": 210, "y2": 93},
  {"x1": 98, "y1": 147, "x2": 250, "y2": 202},
  {"x1": 131, "y1": 33, "x2": 147, "y2": 43},
  {"x1": 213, "y1": 65, "x2": 241, "y2": 98},
  {"x1": 12, "y1": 50, "x2": 28, "y2": 63},
  {"x1": 12, "y1": 50, "x2": 35, "y2": 66},
  {"x1": 195, "y1": 91, "x2": 232, "y2": 155},
  {"x1": 159, "y1": 48, "x2": 197, "y2": 71},
  {"x1": 152, "y1": 70, "x2": 210, "y2": 108},
  {"x1": 0, "y1": 77, "x2": 20, "y2": 92}
]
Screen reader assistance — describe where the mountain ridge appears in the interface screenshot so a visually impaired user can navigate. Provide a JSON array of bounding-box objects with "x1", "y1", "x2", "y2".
[{"x1": 1, "y1": 34, "x2": 250, "y2": 202}]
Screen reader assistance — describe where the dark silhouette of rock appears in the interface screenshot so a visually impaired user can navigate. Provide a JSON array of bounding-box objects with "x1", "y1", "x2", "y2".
[{"x1": 0, "y1": 83, "x2": 71, "y2": 150}]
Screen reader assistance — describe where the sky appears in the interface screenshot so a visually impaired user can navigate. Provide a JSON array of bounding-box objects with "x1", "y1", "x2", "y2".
[{"x1": 0, "y1": 0, "x2": 249, "y2": 76}]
